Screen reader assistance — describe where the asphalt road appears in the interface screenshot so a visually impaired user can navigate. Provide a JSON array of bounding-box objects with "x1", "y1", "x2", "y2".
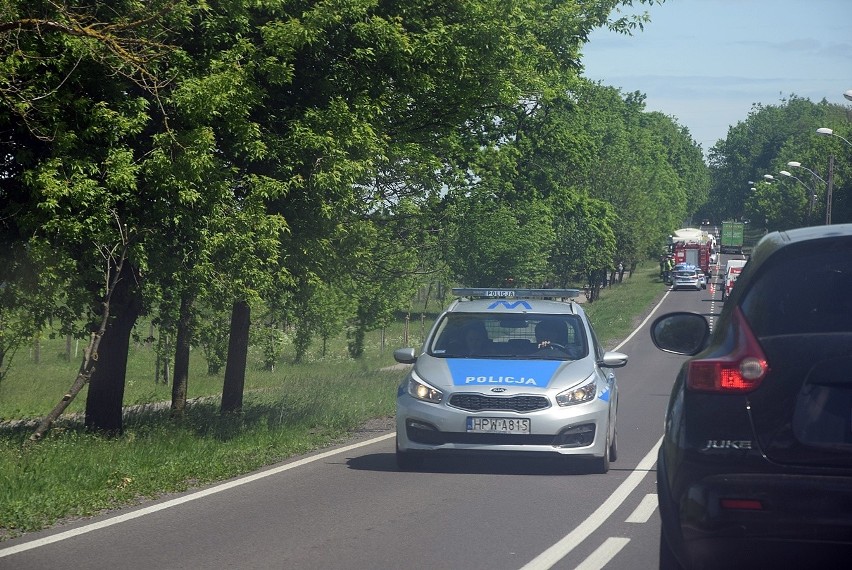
[{"x1": 0, "y1": 267, "x2": 728, "y2": 570}]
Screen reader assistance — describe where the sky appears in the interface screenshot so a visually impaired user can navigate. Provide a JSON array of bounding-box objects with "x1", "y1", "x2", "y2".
[{"x1": 581, "y1": 0, "x2": 852, "y2": 155}]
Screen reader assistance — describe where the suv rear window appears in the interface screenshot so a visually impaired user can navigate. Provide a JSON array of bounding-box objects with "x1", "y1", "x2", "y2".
[{"x1": 741, "y1": 248, "x2": 852, "y2": 336}]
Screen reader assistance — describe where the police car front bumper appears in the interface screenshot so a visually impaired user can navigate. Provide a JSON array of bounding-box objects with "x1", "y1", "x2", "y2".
[{"x1": 395, "y1": 392, "x2": 611, "y2": 457}]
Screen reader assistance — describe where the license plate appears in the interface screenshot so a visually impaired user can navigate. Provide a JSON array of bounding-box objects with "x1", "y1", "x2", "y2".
[{"x1": 466, "y1": 417, "x2": 530, "y2": 434}]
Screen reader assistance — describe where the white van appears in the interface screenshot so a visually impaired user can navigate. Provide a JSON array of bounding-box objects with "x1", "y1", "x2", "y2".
[{"x1": 722, "y1": 259, "x2": 748, "y2": 300}]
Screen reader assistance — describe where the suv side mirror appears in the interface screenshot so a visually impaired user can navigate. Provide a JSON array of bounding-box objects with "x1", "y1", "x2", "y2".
[{"x1": 650, "y1": 312, "x2": 710, "y2": 355}]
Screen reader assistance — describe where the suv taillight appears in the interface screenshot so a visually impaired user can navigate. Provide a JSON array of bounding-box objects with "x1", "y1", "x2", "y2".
[{"x1": 686, "y1": 307, "x2": 769, "y2": 393}]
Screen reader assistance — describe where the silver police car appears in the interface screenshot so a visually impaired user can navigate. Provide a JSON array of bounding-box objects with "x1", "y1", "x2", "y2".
[{"x1": 393, "y1": 288, "x2": 628, "y2": 472}]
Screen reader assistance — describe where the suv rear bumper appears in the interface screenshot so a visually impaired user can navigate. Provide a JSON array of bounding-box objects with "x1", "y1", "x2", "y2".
[{"x1": 660, "y1": 463, "x2": 852, "y2": 567}]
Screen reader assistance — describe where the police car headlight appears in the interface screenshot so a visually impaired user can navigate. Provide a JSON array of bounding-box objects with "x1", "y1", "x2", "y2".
[
  {"x1": 407, "y1": 374, "x2": 443, "y2": 404},
  {"x1": 556, "y1": 377, "x2": 596, "y2": 406}
]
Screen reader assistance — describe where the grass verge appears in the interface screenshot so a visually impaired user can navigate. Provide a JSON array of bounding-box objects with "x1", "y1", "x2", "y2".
[
  {"x1": 0, "y1": 261, "x2": 664, "y2": 539},
  {"x1": 583, "y1": 262, "x2": 666, "y2": 349}
]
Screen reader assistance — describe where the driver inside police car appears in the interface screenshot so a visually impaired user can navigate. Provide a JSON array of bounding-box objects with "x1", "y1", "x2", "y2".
[{"x1": 535, "y1": 319, "x2": 565, "y2": 349}]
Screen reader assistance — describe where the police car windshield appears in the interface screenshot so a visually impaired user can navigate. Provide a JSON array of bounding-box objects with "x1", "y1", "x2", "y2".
[{"x1": 429, "y1": 313, "x2": 588, "y2": 360}]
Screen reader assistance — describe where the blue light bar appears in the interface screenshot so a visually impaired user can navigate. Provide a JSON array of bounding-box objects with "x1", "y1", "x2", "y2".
[{"x1": 451, "y1": 288, "x2": 581, "y2": 299}]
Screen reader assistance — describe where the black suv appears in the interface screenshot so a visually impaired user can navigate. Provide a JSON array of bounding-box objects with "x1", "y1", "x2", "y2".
[{"x1": 650, "y1": 224, "x2": 852, "y2": 569}]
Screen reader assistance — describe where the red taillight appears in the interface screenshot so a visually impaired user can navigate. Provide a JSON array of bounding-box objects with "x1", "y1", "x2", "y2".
[
  {"x1": 687, "y1": 307, "x2": 769, "y2": 393},
  {"x1": 720, "y1": 498, "x2": 764, "y2": 510}
]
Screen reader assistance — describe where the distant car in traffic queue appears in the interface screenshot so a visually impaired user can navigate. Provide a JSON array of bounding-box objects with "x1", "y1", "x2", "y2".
[
  {"x1": 671, "y1": 263, "x2": 705, "y2": 291},
  {"x1": 650, "y1": 224, "x2": 852, "y2": 569},
  {"x1": 393, "y1": 288, "x2": 628, "y2": 474}
]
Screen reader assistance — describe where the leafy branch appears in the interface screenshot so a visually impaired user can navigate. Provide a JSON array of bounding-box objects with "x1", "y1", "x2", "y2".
[{"x1": 1, "y1": 1, "x2": 179, "y2": 137}]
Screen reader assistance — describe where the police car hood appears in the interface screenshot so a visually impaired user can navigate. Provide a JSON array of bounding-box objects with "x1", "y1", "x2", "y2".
[{"x1": 414, "y1": 353, "x2": 591, "y2": 392}]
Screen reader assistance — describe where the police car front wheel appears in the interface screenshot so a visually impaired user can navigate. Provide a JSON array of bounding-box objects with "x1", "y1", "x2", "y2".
[{"x1": 396, "y1": 438, "x2": 424, "y2": 471}]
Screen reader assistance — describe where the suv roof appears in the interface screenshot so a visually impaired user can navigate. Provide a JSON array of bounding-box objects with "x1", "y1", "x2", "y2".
[
  {"x1": 725, "y1": 224, "x2": 852, "y2": 305},
  {"x1": 749, "y1": 224, "x2": 852, "y2": 263}
]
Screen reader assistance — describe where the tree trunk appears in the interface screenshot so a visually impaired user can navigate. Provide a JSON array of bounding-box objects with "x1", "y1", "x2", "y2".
[
  {"x1": 30, "y1": 248, "x2": 133, "y2": 442},
  {"x1": 29, "y1": 333, "x2": 98, "y2": 442},
  {"x1": 221, "y1": 300, "x2": 250, "y2": 414},
  {"x1": 84, "y1": 262, "x2": 142, "y2": 434},
  {"x1": 171, "y1": 292, "x2": 194, "y2": 418}
]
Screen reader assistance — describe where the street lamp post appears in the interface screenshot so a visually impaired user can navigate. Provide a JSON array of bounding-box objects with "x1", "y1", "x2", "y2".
[
  {"x1": 787, "y1": 161, "x2": 827, "y2": 184},
  {"x1": 826, "y1": 156, "x2": 834, "y2": 224},
  {"x1": 817, "y1": 127, "x2": 852, "y2": 148},
  {"x1": 788, "y1": 161, "x2": 830, "y2": 224},
  {"x1": 814, "y1": 129, "x2": 843, "y2": 225},
  {"x1": 779, "y1": 170, "x2": 816, "y2": 221}
]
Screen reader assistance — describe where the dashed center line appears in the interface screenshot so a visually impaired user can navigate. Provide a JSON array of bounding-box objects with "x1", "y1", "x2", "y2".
[
  {"x1": 574, "y1": 537, "x2": 631, "y2": 570},
  {"x1": 625, "y1": 493, "x2": 658, "y2": 524},
  {"x1": 518, "y1": 438, "x2": 662, "y2": 570}
]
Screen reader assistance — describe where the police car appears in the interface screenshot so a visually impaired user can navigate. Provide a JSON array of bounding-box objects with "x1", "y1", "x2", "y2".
[
  {"x1": 393, "y1": 288, "x2": 628, "y2": 473},
  {"x1": 672, "y1": 263, "x2": 705, "y2": 291}
]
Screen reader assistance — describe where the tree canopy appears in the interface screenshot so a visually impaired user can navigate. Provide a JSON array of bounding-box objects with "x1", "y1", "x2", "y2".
[
  {"x1": 1, "y1": 0, "x2": 725, "y2": 434},
  {"x1": 704, "y1": 95, "x2": 850, "y2": 229}
]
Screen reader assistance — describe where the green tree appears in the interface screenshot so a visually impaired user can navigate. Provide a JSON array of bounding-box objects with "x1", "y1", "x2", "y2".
[
  {"x1": 196, "y1": 306, "x2": 229, "y2": 375},
  {"x1": 705, "y1": 95, "x2": 849, "y2": 227},
  {"x1": 447, "y1": 193, "x2": 555, "y2": 287},
  {"x1": 308, "y1": 281, "x2": 355, "y2": 359},
  {"x1": 550, "y1": 192, "x2": 617, "y2": 300},
  {"x1": 464, "y1": 79, "x2": 704, "y2": 280},
  {"x1": 3, "y1": 0, "x2": 669, "y2": 435}
]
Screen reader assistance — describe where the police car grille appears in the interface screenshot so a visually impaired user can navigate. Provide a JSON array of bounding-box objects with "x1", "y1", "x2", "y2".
[{"x1": 449, "y1": 394, "x2": 549, "y2": 412}]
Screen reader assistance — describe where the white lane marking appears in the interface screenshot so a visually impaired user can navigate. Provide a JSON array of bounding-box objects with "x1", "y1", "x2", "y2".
[
  {"x1": 625, "y1": 493, "x2": 658, "y2": 524},
  {"x1": 708, "y1": 259, "x2": 721, "y2": 333},
  {"x1": 518, "y1": 437, "x2": 662, "y2": 570},
  {"x1": 516, "y1": 284, "x2": 671, "y2": 569},
  {"x1": 573, "y1": 537, "x2": 631, "y2": 570},
  {"x1": 0, "y1": 433, "x2": 395, "y2": 558},
  {"x1": 612, "y1": 291, "x2": 669, "y2": 352}
]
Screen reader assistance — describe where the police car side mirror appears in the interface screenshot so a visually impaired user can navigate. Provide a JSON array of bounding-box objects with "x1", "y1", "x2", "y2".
[
  {"x1": 599, "y1": 351, "x2": 628, "y2": 368},
  {"x1": 393, "y1": 348, "x2": 417, "y2": 364}
]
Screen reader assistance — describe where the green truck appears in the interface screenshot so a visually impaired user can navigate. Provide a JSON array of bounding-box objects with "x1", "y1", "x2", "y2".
[{"x1": 720, "y1": 221, "x2": 744, "y2": 254}]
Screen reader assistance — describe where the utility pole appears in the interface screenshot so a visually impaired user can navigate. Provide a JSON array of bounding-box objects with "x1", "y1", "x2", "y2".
[{"x1": 825, "y1": 155, "x2": 834, "y2": 225}]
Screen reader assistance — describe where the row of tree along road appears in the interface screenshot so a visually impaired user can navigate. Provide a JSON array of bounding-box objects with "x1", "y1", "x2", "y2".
[{"x1": 9, "y1": 3, "x2": 849, "y2": 439}]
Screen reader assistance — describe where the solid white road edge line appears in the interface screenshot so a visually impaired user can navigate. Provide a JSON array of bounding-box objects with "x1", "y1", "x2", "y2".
[
  {"x1": 0, "y1": 433, "x2": 396, "y2": 558},
  {"x1": 518, "y1": 437, "x2": 662, "y2": 570},
  {"x1": 612, "y1": 290, "x2": 669, "y2": 352}
]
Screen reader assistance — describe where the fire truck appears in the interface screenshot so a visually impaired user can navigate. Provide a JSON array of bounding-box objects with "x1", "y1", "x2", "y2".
[{"x1": 670, "y1": 228, "x2": 712, "y2": 277}]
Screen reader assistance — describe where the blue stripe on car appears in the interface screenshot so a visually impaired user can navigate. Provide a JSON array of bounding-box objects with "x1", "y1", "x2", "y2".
[{"x1": 446, "y1": 359, "x2": 562, "y2": 388}]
